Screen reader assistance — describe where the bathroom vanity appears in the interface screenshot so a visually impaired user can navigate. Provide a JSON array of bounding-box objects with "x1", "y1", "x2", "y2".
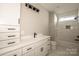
[
  {"x1": 0, "y1": 35, "x2": 50, "y2": 56},
  {"x1": 0, "y1": 4, "x2": 21, "y2": 56},
  {"x1": 0, "y1": 3, "x2": 50, "y2": 56}
]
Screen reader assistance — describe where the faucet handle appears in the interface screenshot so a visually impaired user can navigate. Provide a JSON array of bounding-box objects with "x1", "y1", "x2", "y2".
[
  {"x1": 34, "y1": 32, "x2": 37, "y2": 35},
  {"x1": 34, "y1": 32, "x2": 37, "y2": 38}
]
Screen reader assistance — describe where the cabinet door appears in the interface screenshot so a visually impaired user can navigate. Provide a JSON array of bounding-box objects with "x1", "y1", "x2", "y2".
[
  {"x1": 42, "y1": 43, "x2": 50, "y2": 56},
  {"x1": 35, "y1": 42, "x2": 50, "y2": 56},
  {"x1": 35, "y1": 45, "x2": 45, "y2": 56},
  {"x1": 0, "y1": 4, "x2": 20, "y2": 25}
]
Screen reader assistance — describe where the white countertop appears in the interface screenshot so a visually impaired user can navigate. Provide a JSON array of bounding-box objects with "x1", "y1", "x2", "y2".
[{"x1": 0, "y1": 35, "x2": 50, "y2": 55}]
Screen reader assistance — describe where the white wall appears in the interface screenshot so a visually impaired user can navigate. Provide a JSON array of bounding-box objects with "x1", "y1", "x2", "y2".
[{"x1": 20, "y1": 3, "x2": 49, "y2": 36}]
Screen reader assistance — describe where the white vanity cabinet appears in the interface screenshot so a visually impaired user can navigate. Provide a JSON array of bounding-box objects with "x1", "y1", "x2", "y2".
[
  {"x1": 0, "y1": 25, "x2": 20, "y2": 49},
  {"x1": 0, "y1": 4, "x2": 20, "y2": 49},
  {"x1": 35, "y1": 38, "x2": 50, "y2": 56},
  {"x1": 0, "y1": 36, "x2": 50, "y2": 56},
  {"x1": 0, "y1": 4, "x2": 20, "y2": 25},
  {"x1": 22, "y1": 44, "x2": 35, "y2": 56},
  {"x1": 22, "y1": 37, "x2": 50, "y2": 56}
]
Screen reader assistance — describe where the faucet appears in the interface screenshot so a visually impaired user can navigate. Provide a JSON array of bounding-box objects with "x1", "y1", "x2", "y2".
[{"x1": 34, "y1": 32, "x2": 37, "y2": 38}]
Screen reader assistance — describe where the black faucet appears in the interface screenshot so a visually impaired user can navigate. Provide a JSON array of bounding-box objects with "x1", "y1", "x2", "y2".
[{"x1": 34, "y1": 32, "x2": 37, "y2": 38}]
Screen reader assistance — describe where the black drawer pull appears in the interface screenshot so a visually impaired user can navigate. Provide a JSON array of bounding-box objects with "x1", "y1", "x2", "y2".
[
  {"x1": 13, "y1": 54, "x2": 17, "y2": 56},
  {"x1": 8, "y1": 28, "x2": 16, "y2": 30},
  {"x1": 75, "y1": 39, "x2": 79, "y2": 41},
  {"x1": 41, "y1": 47, "x2": 44, "y2": 52},
  {"x1": 8, "y1": 42, "x2": 15, "y2": 45},
  {"x1": 8, "y1": 35, "x2": 15, "y2": 37},
  {"x1": 27, "y1": 47, "x2": 32, "y2": 51},
  {"x1": 77, "y1": 36, "x2": 79, "y2": 38},
  {"x1": 48, "y1": 44, "x2": 50, "y2": 45}
]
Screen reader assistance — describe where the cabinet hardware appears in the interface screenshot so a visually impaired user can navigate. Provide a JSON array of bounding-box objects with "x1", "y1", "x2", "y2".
[
  {"x1": 77, "y1": 36, "x2": 79, "y2": 38},
  {"x1": 48, "y1": 44, "x2": 50, "y2": 45},
  {"x1": 13, "y1": 54, "x2": 17, "y2": 56},
  {"x1": 41, "y1": 47, "x2": 44, "y2": 52},
  {"x1": 8, "y1": 35, "x2": 15, "y2": 37},
  {"x1": 75, "y1": 39, "x2": 79, "y2": 41},
  {"x1": 18, "y1": 18, "x2": 20, "y2": 24},
  {"x1": 8, "y1": 28, "x2": 16, "y2": 30},
  {"x1": 27, "y1": 47, "x2": 32, "y2": 51},
  {"x1": 8, "y1": 42, "x2": 15, "y2": 45}
]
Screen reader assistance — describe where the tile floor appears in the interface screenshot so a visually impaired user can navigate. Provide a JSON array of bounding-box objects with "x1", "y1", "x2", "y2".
[{"x1": 48, "y1": 47, "x2": 77, "y2": 56}]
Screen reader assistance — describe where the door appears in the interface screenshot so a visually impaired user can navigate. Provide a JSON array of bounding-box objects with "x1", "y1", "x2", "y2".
[{"x1": 56, "y1": 19, "x2": 79, "y2": 56}]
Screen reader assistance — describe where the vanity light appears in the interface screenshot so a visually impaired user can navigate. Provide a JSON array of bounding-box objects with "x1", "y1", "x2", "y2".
[{"x1": 25, "y1": 3, "x2": 40, "y2": 13}]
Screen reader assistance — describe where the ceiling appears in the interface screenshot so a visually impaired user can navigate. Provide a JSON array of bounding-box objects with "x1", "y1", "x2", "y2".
[{"x1": 40, "y1": 3, "x2": 79, "y2": 14}]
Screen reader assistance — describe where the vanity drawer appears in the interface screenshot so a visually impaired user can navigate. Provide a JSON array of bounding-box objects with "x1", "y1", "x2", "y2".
[
  {"x1": 0, "y1": 32, "x2": 20, "y2": 41},
  {"x1": 23, "y1": 49, "x2": 35, "y2": 56},
  {"x1": 0, "y1": 25, "x2": 20, "y2": 32},
  {"x1": 1, "y1": 49, "x2": 22, "y2": 56},
  {"x1": 22, "y1": 44, "x2": 35, "y2": 54},
  {"x1": 0, "y1": 39, "x2": 20, "y2": 49}
]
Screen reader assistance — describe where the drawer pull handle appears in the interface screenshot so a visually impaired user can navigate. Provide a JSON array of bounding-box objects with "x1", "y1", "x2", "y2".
[
  {"x1": 27, "y1": 47, "x2": 32, "y2": 51},
  {"x1": 8, "y1": 42, "x2": 15, "y2": 45},
  {"x1": 8, "y1": 35, "x2": 15, "y2": 37},
  {"x1": 13, "y1": 54, "x2": 17, "y2": 56},
  {"x1": 41, "y1": 47, "x2": 44, "y2": 52},
  {"x1": 77, "y1": 36, "x2": 79, "y2": 38},
  {"x1": 75, "y1": 39, "x2": 79, "y2": 41},
  {"x1": 8, "y1": 28, "x2": 16, "y2": 30},
  {"x1": 48, "y1": 44, "x2": 50, "y2": 45}
]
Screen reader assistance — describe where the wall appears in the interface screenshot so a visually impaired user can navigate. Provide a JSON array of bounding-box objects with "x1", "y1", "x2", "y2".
[{"x1": 20, "y1": 3, "x2": 49, "y2": 36}]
